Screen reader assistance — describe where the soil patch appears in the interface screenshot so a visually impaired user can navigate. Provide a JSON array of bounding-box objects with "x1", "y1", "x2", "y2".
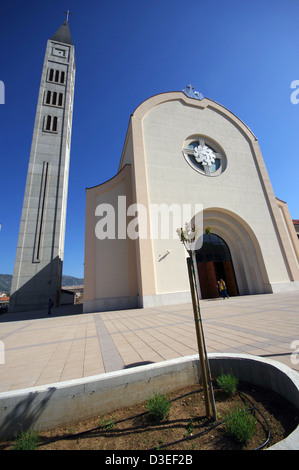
[{"x1": 1, "y1": 382, "x2": 298, "y2": 451}]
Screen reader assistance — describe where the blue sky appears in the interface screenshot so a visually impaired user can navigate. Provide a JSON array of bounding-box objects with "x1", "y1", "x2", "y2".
[{"x1": 0, "y1": 0, "x2": 298, "y2": 279}]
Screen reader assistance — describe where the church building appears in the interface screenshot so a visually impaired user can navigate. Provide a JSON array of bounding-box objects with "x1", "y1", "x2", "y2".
[{"x1": 83, "y1": 86, "x2": 299, "y2": 313}]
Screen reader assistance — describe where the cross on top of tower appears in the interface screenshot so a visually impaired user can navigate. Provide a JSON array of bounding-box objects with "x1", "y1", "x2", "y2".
[{"x1": 63, "y1": 9, "x2": 72, "y2": 21}]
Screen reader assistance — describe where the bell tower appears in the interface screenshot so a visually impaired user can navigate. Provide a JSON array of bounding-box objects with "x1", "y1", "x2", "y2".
[{"x1": 9, "y1": 18, "x2": 75, "y2": 313}]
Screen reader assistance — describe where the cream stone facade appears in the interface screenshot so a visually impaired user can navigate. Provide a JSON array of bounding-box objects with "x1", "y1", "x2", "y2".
[{"x1": 83, "y1": 91, "x2": 299, "y2": 313}]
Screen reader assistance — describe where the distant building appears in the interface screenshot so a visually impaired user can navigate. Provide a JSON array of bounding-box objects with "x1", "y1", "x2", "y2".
[
  {"x1": 61, "y1": 285, "x2": 84, "y2": 305},
  {"x1": 0, "y1": 295, "x2": 10, "y2": 313}
]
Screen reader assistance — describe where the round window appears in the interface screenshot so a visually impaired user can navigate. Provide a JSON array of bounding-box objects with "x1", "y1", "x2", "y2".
[{"x1": 183, "y1": 137, "x2": 227, "y2": 176}]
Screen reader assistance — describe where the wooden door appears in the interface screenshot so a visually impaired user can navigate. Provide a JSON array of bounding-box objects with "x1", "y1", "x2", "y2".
[
  {"x1": 223, "y1": 260, "x2": 239, "y2": 296},
  {"x1": 197, "y1": 261, "x2": 218, "y2": 299}
]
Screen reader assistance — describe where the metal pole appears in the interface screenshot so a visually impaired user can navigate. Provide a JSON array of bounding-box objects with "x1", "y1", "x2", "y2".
[
  {"x1": 187, "y1": 260, "x2": 211, "y2": 417},
  {"x1": 190, "y1": 251, "x2": 217, "y2": 421}
]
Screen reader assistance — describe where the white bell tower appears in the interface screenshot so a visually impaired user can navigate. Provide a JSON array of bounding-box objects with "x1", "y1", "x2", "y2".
[{"x1": 9, "y1": 18, "x2": 75, "y2": 312}]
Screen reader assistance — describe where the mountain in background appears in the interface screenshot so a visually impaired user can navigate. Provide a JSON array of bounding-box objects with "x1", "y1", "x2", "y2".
[
  {"x1": 61, "y1": 275, "x2": 84, "y2": 287},
  {"x1": 0, "y1": 274, "x2": 84, "y2": 295}
]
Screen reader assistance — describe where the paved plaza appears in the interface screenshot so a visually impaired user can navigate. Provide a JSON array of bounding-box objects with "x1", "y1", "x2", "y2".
[{"x1": 0, "y1": 291, "x2": 298, "y2": 393}]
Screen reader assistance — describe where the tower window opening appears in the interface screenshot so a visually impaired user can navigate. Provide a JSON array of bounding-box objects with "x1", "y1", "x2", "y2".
[
  {"x1": 52, "y1": 116, "x2": 58, "y2": 132},
  {"x1": 44, "y1": 115, "x2": 58, "y2": 133},
  {"x1": 46, "y1": 115, "x2": 51, "y2": 131},
  {"x1": 47, "y1": 68, "x2": 66, "y2": 85},
  {"x1": 46, "y1": 91, "x2": 51, "y2": 104},
  {"x1": 44, "y1": 91, "x2": 64, "y2": 107}
]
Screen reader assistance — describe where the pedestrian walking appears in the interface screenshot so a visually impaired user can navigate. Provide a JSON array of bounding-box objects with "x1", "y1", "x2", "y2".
[
  {"x1": 218, "y1": 279, "x2": 229, "y2": 299},
  {"x1": 48, "y1": 298, "x2": 54, "y2": 314}
]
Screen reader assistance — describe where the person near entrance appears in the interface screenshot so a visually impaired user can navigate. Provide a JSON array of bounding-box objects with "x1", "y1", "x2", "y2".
[
  {"x1": 48, "y1": 298, "x2": 54, "y2": 315},
  {"x1": 218, "y1": 279, "x2": 229, "y2": 299}
]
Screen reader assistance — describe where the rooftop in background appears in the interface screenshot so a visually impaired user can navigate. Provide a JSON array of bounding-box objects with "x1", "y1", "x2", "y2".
[{"x1": 62, "y1": 285, "x2": 84, "y2": 292}]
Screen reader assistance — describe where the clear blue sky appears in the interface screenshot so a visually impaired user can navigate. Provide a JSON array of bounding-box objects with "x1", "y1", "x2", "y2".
[{"x1": 0, "y1": 0, "x2": 298, "y2": 279}]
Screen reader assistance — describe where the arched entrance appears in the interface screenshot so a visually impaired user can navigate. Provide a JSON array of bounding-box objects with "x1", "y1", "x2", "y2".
[
  {"x1": 196, "y1": 233, "x2": 239, "y2": 299},
  {"x1": 193, "y1": 208, "x2": 271, "y2": 298}
]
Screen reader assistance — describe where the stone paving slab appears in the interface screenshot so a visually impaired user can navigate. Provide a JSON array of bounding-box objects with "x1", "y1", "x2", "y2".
[{"x1": 0, "y1": 292, "x2": 298, "y2": 392}]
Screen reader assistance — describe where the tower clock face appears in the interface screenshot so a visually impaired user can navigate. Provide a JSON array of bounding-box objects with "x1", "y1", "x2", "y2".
[{"x1": 183, "y1": 137, "x2": 226, "y2": 176}]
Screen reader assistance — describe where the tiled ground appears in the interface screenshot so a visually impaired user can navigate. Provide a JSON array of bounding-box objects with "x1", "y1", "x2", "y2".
[{"x1": 0, "y1": 291, "x2": 298, "y2": 392}]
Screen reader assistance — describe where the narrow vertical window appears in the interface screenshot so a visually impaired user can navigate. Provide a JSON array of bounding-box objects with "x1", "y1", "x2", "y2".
[
  {"x1": 58, "y1": 93, "x2": 63, "y2": 106},
  {"x1": 46, "y1": 115, "x2": 51, "y2": 130},
  {"x1": 33, "y1": 161, "x2": 49, "y2": 262},
  {"x1": 46, "y1": 91, "x2": 51, "y2": 104},
  {"x1": 60, "y1": 71, "x2": 65, "y2": 84},
  {"x1": 55, "y1": 70, "x2": 59, "y2": 82},
  {"x1": 49, "y1": 69, "x2": 54, "y2": 81},
  {"x1": 52, "y1": 116, "x2": 58, "y2": 132},
  {"x1": 52, "y1": 92, "x2": 57, "y2": 106}
]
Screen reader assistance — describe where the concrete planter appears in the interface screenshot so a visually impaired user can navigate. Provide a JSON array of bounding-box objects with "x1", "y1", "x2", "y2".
[{"x1": 0, "y1": 353, "x2": 298, "y2": 449}]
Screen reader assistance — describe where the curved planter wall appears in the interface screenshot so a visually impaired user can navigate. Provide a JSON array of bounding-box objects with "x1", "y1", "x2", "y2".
[{"x1": 0, "y1": 353, "x2": 298, "y2": 449}]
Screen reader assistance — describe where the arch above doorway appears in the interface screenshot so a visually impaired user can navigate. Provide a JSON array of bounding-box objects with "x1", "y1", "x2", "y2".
[{"x1": 197, "y1": 208, "x2": 271, "y2": 297}]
